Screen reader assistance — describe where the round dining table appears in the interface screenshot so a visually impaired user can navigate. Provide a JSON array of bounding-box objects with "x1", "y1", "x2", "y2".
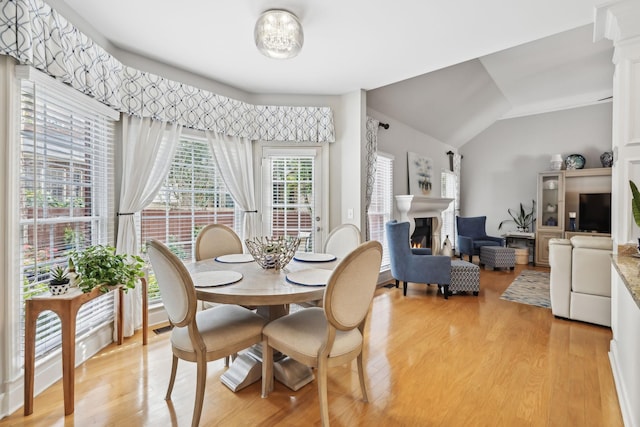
[{"x1": 185, "y1": 253, "x2": 339, "y2": 391}]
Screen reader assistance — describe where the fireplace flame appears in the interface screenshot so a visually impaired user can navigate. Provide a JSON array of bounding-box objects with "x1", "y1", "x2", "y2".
[{"x1": 411, "y1": 242, "x2": 422, "y2": 248}]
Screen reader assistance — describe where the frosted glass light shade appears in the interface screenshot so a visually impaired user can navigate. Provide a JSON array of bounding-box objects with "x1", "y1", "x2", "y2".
[{"x1": 255, "y1": 9, "x2": 304, "y2": 59}]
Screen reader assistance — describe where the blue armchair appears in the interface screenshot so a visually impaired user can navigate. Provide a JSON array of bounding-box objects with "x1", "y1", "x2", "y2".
[
  {"x1": 456, "y1": 216, "x2": 504, "y2": 262},
  {"x1": 385, "y1": 220, "x2": 451, "y2": 297}
]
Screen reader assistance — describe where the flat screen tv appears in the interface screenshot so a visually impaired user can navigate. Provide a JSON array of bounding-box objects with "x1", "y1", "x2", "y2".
[{"x1": 578, "y1": 193, "x2": 611, "y2": 233}]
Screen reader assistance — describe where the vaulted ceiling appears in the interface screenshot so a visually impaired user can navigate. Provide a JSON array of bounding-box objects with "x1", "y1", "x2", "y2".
[
  {"x1": 367, "y1": 24, "x2": 614, "y2": 147},
  {"x1": 53, "y1": 0, "x2": 613, "y2": 147}
]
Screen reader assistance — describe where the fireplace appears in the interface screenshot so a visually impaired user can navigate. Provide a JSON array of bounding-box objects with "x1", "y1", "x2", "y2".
[
  {"x1": 394, "y1": 195, "x2": 453, "y2": 255},
  {"x1": 411, "y1": 218, "x2": 432, "y2": 249}
]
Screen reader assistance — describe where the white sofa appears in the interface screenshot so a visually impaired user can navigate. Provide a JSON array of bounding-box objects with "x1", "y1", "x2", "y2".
[{"x1": 548, "y1": 236, "x2": 613, "y2": 327}]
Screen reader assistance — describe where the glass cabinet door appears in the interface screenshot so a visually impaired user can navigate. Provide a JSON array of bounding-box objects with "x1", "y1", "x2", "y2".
[{"x1": 537, "y1": 172, "x2": 564, "y2": 231}]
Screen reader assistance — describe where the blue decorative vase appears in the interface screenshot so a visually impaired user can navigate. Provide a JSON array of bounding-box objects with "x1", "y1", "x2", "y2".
[{"x1": 565, "y1": 154, "x2": 586, "y2": 170}]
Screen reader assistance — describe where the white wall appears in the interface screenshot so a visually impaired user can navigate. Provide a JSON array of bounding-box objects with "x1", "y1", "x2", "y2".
[
  {"x1": 459, "y1": 102, "x2": 612, "y2": 236},
  {"x1": 367, "y1": 108, "x2": 456, "y2": 219}
]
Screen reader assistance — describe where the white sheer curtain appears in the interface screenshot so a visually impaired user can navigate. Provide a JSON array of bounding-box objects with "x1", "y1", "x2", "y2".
[
  {"x1": 116, "y1": 115, "x2": 181, "y2": 337},
  {"x1": 205, "y1": 131, "x2": 259, "y2": 242},
  {"x1": 365, "y1": 116, "x2": 379, "y2": 240}
]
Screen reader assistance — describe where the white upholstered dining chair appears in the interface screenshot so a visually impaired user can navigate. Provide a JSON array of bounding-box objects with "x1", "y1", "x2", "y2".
[
  {"x1": 146, "y1": 239, "x2": 267, "y2": 427},
  {"x1": 261, "y1": 240, "x2": 382, "y2": 427},
  {"x1": 195, "y1": 223, "x2": 247, "y2": 366},
  {"x1": 195, "y1": 225, "x2": 246, "y2": 310},
  {"x1": 323, "y1": 224, "x2": 361, "y2": 258},
  {"x1": 195, "y1": 223, "x2": 243, "y2": 261}
]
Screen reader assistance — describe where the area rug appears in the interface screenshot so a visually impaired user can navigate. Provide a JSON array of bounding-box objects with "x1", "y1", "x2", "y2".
[{"x1": 500, "y1": 270, "x2": 551, "y2": 309}]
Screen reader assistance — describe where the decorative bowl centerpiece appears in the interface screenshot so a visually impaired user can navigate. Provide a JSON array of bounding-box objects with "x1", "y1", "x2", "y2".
[{"x1": 245, "y1": 236, "x2": 301, "y2": 270}]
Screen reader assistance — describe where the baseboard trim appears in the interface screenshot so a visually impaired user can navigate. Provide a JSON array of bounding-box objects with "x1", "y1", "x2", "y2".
[
  {"x1": 609, "y1": 341, "x2": 635, "y2": 427},
  {"x1": 1, "y1": 323, "x2": 113, "y2": 418}
]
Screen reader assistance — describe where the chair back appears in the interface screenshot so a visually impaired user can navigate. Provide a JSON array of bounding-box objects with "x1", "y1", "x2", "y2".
[
  {"x1": 456, "y1": 216, "x2": 487, "y2": 239},
  {"x1": 385, "y1": 220, "x2": 412, "y2": 277},
  {"x1": 195, "y1": 224, "x2": 243, "y2": 261},
  {"x1": 323, "y1": 224, "x2": 361, "y2": 258},
  {"x1": 323, "y1": 240, "x2": 382, "y2": 330},
  {"x1": 146, "y1": 239, "x2": 196, "y2": 327}
]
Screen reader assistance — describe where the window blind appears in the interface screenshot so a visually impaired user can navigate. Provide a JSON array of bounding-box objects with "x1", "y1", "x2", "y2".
[
  {"x1": 441, "y1": 171, "x2": 458, "y2": 248},
  {"x1": 19, "y1": 77, "x2": 116, "y2": 361},
  {"x1": 267, "y1": 155, "x2": 315, "y2": 251},
  {"x1": 140, "y1": 135, "x2": 239, "y2": 303},
  {"x1": 368, "y1": 153, "x2": 393, "y2": 270}
]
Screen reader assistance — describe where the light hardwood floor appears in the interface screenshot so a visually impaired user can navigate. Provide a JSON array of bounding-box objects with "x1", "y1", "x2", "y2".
[{"x1": 2, "y1": 264, "x2": 622, "y2": 426}]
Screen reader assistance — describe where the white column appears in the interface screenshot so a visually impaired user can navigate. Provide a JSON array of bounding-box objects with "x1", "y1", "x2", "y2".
[
  {"x1": 594, "y1": 3, "x2": 640, "y2": 426},
  {"x1": 595, "y1": 0, "x2": 640, "y2": 247}
]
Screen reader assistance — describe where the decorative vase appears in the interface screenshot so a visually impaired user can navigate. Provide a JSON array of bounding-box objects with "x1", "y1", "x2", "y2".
[
  {"x1": 549, "y1": 154, "x2": 563, "y2": 171},
  {"x1": 441, "y1": 235, "x2": 453, "y2": 257},
  {"x1": 600, "y1": 151, "x2": 613, "y2": 167},
  {"x1": 48, "y1": 281, "x2": 70, "y2": 295},
  {"x1": 565, "y1": 154, "x2": 586, "y2": 170}
]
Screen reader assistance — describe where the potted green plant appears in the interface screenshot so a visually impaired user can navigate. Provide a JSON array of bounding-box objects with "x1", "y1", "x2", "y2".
[
  {"x1": 48, "y1": 265, "x2": 70, "y2": 295},
  {"x1": 498, "y1": 200, "x2": 536, "y2": 232},
  {"x1": 70, "y1": 245, "x2": 145, "y2": 294}
]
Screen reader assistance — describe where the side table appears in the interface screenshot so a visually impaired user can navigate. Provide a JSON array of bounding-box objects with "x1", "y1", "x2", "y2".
[
  {"x1": 503, "y1": 232, "x2": 536, "y2": 265},
  {"x1": 24, "y1": 279, "x2": 147, "y2": 416}
]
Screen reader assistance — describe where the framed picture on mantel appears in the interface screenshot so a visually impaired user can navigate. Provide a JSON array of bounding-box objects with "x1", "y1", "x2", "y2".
[{"x1": 407, "y1": 152, "x2": 433, "y2": 196}]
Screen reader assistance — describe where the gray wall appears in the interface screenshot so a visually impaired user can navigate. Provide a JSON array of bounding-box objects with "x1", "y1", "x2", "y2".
[
  {"x1": 367, "y1": 108, "x2": 457, "y2": 219},
  {"x1": 459, "y1": 102, "x2": 612, "y2": 236}
]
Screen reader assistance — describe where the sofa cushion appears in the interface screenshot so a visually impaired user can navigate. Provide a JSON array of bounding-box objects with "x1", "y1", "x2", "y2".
[
  {"x1": 570, "y1": 236, "x2": 613, "y2": 251},
  {"x1": 571, "y1": 247, "x2": 612, "y2": 297}
]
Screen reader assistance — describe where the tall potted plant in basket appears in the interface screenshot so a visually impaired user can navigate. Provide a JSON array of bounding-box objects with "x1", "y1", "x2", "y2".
[{"x1": 70, "y1": 245, "x2": 145, "y2": 294}]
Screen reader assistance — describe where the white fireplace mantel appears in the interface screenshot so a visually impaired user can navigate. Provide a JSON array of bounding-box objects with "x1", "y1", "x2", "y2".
[{"x1": 395, "y1": 195, "x2": 454, "y2": 254}]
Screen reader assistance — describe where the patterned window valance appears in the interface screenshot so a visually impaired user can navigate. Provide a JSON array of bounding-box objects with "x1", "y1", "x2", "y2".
[{"x1": 0, "y1": 0, "x2": 335, "y2": 142}]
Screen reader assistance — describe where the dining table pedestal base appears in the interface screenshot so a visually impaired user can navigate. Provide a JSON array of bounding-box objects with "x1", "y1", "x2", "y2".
[
  {"x1": 220, "y1": 354, "x2": 262, "y2": 392},
  {"x1": 273, "y1": 356, "x2": 315, "y2": 391},
  {"x1": 220, "y1": 345, "x2": 315, "y2": 392}
]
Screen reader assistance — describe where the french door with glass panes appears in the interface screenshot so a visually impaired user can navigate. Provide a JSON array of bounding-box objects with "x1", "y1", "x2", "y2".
[{"x1": 261, "y1": 147, "x2": 326, "y2": 253}]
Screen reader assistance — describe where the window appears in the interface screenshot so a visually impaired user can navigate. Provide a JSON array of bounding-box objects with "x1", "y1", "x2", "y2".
[
  {"x1": 262, "y1": 148, "x2": 320, "y2": 252},
  {"x1": 368, "y1": 152, "x2": 394, "y2": 270},
  {"x1": 18, "y1": 69, "x2": 117, "y2": 361},
  {"x1": 140, "y1": 135, "x2": 239, "y2": 302},
  {"x1": 441, "y1": 171, "x2": 458, "y2": 248}
]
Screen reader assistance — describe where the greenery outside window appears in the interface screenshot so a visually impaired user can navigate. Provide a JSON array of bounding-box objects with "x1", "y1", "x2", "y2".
[
  {"x1": 18, "y1": 71, "x2": 117, "y2": 361},
  {"x1": 140, "y1": 134, "x2": 239, "y2": 303}
]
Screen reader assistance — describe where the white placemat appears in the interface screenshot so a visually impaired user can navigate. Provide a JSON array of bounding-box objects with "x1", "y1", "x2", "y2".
[
  {"x1": 286, "y1": 269, "x2": 333, "y2": 287},
  {"x1": 293, "y1": 252, "x2": 337, "y2": 263},
  {"x1": 215, "y1": 253, "x2": 255, "y2": 263},
  {"x1": 192, "y1": 271, "x2": 243, "y2": 287}
]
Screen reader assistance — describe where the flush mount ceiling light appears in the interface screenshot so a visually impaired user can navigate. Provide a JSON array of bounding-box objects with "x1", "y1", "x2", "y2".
[{"x1": 254, "y1": 9, "x2": 304, "y2": 59}]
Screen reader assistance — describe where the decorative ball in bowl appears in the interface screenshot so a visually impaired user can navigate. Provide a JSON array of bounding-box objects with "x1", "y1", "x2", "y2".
[{"x1": 245, "y1": 236, "x2": 301, "y2": 270}]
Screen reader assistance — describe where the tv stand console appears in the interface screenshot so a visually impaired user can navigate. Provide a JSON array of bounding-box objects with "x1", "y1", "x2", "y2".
[{"x1": 535, "y1": 168, "x2": 612, "y2": 266}]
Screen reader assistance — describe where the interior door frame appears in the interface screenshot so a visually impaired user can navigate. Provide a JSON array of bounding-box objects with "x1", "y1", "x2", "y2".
[{"x1": 256, "y1": 142, "x2": 329, "y2": 252}]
